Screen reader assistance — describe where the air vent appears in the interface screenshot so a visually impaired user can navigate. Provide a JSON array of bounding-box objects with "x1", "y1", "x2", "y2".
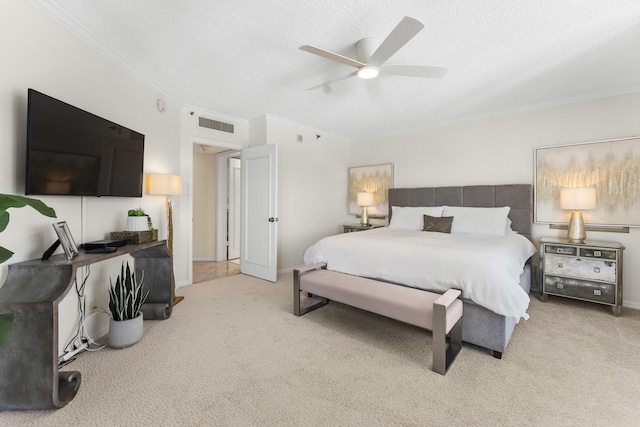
[{"x1": 198, "y1": 116, "x2": 235, "y2": 134}]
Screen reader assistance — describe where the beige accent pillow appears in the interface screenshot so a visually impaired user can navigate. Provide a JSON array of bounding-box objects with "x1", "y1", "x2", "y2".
[{"x1": 423, "y1": 215, "x2": 453, "y2": 233}]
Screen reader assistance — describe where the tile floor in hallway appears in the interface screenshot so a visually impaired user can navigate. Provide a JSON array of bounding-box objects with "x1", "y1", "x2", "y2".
[{"x1": 193, "y1": 259, "x2": 240, "y2": 283}]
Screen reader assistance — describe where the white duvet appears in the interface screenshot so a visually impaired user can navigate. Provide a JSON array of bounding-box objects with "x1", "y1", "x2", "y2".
[{"x1": 303, "y1": 227, "x2": 537, "y2": 321}]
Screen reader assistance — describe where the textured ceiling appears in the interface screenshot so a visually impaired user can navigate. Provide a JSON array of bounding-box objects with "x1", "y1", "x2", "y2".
[{"x1": 29, "y1": 0, "x2": 640, "y2": 140}]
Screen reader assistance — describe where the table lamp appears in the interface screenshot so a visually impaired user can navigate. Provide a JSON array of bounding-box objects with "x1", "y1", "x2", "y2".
[
  {"x1": 146, "y1": 173, "x2": 182, "y2": 254},
  {"x1": 357, "y1": 192, "x2": 374, "y2": 226},
  {"x1": 560, "y1": 187, "x2": 596, "y2": 243},
  {"x1": 147, "y1": 173, "x2": 183, "y2": 305}
]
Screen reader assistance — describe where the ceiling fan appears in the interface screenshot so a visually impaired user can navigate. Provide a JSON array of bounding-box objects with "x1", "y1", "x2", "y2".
[{"x1": 300, "y1": 16, "x2": 447, "y2": 99}]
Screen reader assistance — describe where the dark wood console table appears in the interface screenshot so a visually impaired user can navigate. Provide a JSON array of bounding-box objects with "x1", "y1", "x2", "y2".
[{"x1": 0, "y1": 240, "x2": 173, "y2": 410}]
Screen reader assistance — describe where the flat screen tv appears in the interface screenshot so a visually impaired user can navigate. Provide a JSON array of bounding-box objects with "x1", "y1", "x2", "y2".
[{"x1": 26, "y1": 89, "x2": 145, "y2": 197}]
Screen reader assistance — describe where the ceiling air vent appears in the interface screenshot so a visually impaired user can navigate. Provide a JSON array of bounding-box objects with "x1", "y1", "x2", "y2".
[{"x1": 198, "y1": 116, "x2": 235, "y2": 134}]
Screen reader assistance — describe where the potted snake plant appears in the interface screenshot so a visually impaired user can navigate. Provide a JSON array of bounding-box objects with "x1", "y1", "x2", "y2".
[{"x1": 108, "y1": 261, "x2": 149, "y2": 348}]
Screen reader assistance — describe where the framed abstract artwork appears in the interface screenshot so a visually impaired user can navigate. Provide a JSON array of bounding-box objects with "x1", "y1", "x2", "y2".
[
  {"x1": 348, "y1": 163, "x2": 393, "y2": 217},
  {"x1": 534, "y1": 136, "x2": 640, "y2": 227}
]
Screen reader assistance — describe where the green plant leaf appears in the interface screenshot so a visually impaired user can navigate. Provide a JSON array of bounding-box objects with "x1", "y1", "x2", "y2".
[
  {"x1": 0, "y1": 195, "x2": 57, "y2": 264},
  {"x1": 0, "y1": 313, "x2": 14, "y2": 347},
  {"x1": 0, "y1": 246, "x2": 14, "y2": 264},
  {"x1": 0, "y1": 194, "x2": 57, "y2": 219},
  {"x1": 0, "y1": 211, "x2": 9, "y2": 233}
]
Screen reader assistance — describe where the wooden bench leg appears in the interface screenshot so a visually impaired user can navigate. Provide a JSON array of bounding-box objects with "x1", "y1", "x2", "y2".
[{"x1": 293, "y1": 267, "x2": 328, "y2": 316}]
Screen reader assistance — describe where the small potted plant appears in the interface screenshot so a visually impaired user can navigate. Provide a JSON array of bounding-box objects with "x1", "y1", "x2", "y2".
[
  {"x1": 126, "y1": 208, "x2": 153, "y2": 232},
  {"x1": 108, "y1": 261, "x2": 149, "y2": 348}
]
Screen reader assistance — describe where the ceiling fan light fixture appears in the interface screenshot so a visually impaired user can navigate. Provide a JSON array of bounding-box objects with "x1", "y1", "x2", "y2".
[{"x1": 357, "y1": 66, "x2": 379, "y2": 79}]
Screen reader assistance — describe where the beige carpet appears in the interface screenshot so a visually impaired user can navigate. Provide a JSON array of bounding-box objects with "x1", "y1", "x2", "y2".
[{"x1": 2, "y1": 272, "x2": 639, "y2": 426}]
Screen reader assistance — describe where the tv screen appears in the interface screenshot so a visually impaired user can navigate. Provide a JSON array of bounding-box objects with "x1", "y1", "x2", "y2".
[{"x1": 26, "y1": 89, "x2": 145, "y2": 197}]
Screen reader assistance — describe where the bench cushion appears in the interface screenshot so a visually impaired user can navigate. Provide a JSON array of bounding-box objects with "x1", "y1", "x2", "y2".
[{"x1": 300, "y1": 269, "x2": 462, "y2": 333}]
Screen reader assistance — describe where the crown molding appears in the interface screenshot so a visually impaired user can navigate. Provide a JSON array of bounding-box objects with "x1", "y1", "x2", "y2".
[{"x1": 26, "y1": 0, "x2": 182, "y2": 108}]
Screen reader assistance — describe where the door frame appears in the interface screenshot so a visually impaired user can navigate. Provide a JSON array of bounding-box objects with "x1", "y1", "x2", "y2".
[
  {"x1": 227, "y1": 157, "x2": 241, "y2": 260},
  {"x1": 187, "y1": 136, "x2": 244, "y2": 284},
  {"x1": 214, "y1": 149, "x2": 241, "y2": 261}
]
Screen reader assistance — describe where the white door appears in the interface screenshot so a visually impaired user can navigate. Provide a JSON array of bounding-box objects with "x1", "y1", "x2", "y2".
[
  {"x1": 240, "y1": 144, "x2": 278, "y2": 282},
  {"x1": 227, "y1": 157, "x2": 241, "y2": 259}
]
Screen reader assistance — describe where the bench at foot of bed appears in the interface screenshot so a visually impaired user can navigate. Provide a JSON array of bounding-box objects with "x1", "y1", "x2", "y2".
[{"x1": 293, "y1": 263, "x2": 463, "y2": 375}]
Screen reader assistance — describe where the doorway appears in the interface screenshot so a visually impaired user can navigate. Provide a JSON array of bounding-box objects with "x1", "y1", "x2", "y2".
[
  {"x1": 188, "y1": 137, "x2": 278, "y2": 284},
  {"x1": 191, "y1": 141, "x2": 241, "y2": 283}
]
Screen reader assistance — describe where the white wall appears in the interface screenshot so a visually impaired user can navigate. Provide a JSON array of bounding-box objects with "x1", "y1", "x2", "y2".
[
  {"x1": 259, "y1": 117, "x2": 350, "y2": 270},
  {"x1": 0, "y1": 1, "x2": 182, "y2": 354},
  {"x1": 192, "y1": 153, "x2": 217, "y2": 260},
  {"x1": 349, "y1": 92, "x2": 640, "y2": 309}
]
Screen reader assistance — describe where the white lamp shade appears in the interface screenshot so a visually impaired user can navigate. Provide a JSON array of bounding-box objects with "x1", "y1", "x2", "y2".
[
  {"x1": 560, "y1": 187, "x2": 596, "y2": 210},
  {"x1": 146, "y1": 174, "x2": 182, "y2": 195},
  {"x1": 357, "y1": 192, "x2": 374, "y2": 207}
]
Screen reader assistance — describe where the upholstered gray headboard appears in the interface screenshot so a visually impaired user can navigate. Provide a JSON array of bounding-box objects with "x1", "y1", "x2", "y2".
[{"x1": 388, "y1": 184, "x2": 533, "y2": 238}]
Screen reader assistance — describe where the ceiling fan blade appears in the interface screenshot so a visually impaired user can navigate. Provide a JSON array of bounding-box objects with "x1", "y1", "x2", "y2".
[
  {"x1": 365, "y1": 78, "x2": 383, "y2": 101},
  {"x1": 305, "y1": 71, "x2": 358, "y2": 91},
  {"x1": 300, "y1": 45, "x2": 365, "y2": 69},
  {"x1": 368, "y1": 16, "x2": 424, "y2": 66},
  {"x1": 381, "y1": 65, "x2": 448, "y2": 79}
]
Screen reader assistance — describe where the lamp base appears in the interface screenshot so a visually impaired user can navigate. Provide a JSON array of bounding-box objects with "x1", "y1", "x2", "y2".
[
  {"x1": 360, "y1": 207, "x2": 369, "y2": 226},
  {"x1": 567, "y1": 210, "x2": 587, "y2": 243}
]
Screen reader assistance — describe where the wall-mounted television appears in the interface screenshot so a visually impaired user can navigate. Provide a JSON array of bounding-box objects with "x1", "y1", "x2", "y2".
[{"x1": 26, "y1": 89, "x2": 145, "y2": 197}]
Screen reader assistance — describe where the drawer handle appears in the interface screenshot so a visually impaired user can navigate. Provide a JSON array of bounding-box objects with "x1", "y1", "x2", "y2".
[
  {"x1": 557, "y1": 283, "x2": 564, "y2": 290},
  {"x1": 594, "y1": 289, "x2": 602, "y2": 296},
  {"x1": 593, "y1": 267, "x2": 600, "y2": 274},
  {"x1": 557, "y1": 263, "x2": 563, "y2": 268}
]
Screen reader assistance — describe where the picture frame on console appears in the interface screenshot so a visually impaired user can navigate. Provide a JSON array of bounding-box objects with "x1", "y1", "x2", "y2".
[{"x1": 52, "y1": 221, "x2": 79, "y2": 260}]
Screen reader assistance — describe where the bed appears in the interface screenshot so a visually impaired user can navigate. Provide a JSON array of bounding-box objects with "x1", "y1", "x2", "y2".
[{"x1": 303, "y1": 184, "x2": 536, "y2": 358}]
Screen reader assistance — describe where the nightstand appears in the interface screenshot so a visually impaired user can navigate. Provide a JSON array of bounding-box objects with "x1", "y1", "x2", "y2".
[
  {"x1": 539, "y1": 237, "x2": 624, "y2": 316},
  {"x1": 343, "y1": 224, "x2": 382, "y2": 233}
]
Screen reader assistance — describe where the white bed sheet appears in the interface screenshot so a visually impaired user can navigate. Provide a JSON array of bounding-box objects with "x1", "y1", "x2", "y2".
[{"x1": 303, "y1": 227, "x2": 537, "y2": 321}]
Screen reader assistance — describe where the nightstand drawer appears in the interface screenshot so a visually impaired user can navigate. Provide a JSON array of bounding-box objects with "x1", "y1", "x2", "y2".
[
  {"x1": 579, "y1": 248, "x2": 617, "y2": 260},
  {"x1": 544, "y1": 245, "x2": 577, "y2": 256},
  {"x1": 544, "y1": 254, "x2": 616, "y2": 282},
  {"x1": 544, "y1": 275, "x2": 615, "y2": 304}
]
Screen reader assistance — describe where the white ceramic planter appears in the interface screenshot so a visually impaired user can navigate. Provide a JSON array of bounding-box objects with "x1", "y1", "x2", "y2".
[
  {"x1": 126, "y1": 216, "x2": 149, "y2": 231},
  {"x1": 108, "y1": 313, "x2": 144, "y2": 348}
]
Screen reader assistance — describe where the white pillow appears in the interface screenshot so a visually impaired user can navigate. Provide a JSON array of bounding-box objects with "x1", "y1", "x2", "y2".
[
  {"x1": 442, "y1": 206, "x2": 511, "y2": 236},
  {"x1": 389, "y1": 206, "x2": 444, "y2": 230}
]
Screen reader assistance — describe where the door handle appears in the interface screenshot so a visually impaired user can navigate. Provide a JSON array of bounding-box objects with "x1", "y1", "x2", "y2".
[{"x1": 268, "y1": 217, "x2": 279, "y2": 222}]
